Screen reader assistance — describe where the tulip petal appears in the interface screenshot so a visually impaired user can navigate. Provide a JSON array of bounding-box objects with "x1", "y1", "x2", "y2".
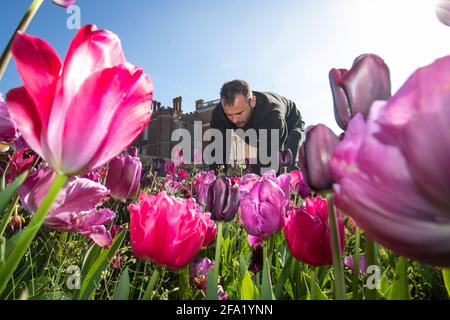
[
  {"x1": 6, "y1": 87, "x2": 45, "y2": 158},
  {"x1": 62, "y1": 25, "x2": 126, "y2": 95},
  {"x1": 11, "y1": 32, "x2": 62, "y2": 124},
  {"x1": 47, "y1": 64, "x2": 152, "y2": 175}
]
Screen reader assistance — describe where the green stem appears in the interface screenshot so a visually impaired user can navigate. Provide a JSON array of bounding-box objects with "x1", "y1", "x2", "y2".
[
  {"x1": 142, "y1": 266, "x2": 160, "y2": 300},
  {"x1": 0, "y1": 0, "x2": 44, "y2": 82},
  {"x1": 352, "y1": 227, "x2": 361, "y2": 300},
  {"x1": 326, "y1": 193, "x2": 345, "y2": 300},
  {"x1": 390, "y1": 256, "x2": 409, "y2": 300},
  {"x1": 0, "y1": 172, "x2": 67, "y2": 295},
  {"x1": 365, "y1": 235, "x2": 378, "y2": 300},
  {"x1": 310, "y1": 266, "x2": 317, "y2": 300},
  {"x1": 206, "y1": 221, "x2": 223, "y2": 300},
  {"x1": 442, "y1": 268, "x2": 450, "y2": 298},
  {"x1": 179, "y1": 265, "x2": 191, "y2": 300},
  {"x1": 0, "y1": 194, "x2": 20, "y2": 237}
]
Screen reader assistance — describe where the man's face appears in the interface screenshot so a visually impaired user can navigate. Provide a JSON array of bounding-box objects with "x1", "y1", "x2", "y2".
[{"x1": 222, "y1": 94, "x2": 256, "y2": 128}]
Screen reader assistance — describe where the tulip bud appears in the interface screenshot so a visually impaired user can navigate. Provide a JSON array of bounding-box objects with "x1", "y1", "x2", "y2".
[
  {"x1": 279, "y1": 149, "x2": 293, "y2": 168},
  {"x1": 105, "y1": 155, "x2": 142, "y2": 200},
  {"x1": 206, "y1": 178, "x2": 240, "y2": 222},
  {"x1": 301, "y1": 124, "x2": 339, "y2": 191},
  {"x1": 51, "y1": 0, "x2": 76, "y2": 7},
  {"x1": 329, "y1": 54, "x2": 391, "y2": 130},
  {"x1": 436, "y1": 0, "x2": 450, "y2": 26}
]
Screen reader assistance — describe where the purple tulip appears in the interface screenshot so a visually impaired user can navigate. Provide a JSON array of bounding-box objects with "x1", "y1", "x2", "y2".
[
  {"x1": 0, "y1": 94, "x2": 18, "y2": 151},
  {"x1": 190, "y1": 257, "x2": 215, "y2": 291},
  {"x1": 206, "y1": 177, "x2": 240, "y2": 222},
  {"x1": 330, "y1": 56, "x2": 450, "y2": 267},
  {"x1": 301, "y1": 124, "x2": 339, "y2": 191},
  {"x1": 279, "y1": 149, "x2": 293, "y2": 168},
  {"x1": 248, "y1": 237, "x2": 263, "y2": 273},
  {"x1": 105, "y1": 155, "x2": 142, "y2": 200},
  {"x1": 329, "y1": 54, "x2": 391, "y2": 130},
  {"x1": 192, "y1": 170, "x2": 216, "y2": 207},
  {"x1": 436, "y1": 0, "x2": 450, "y2": 26},
  {"x1": 51, "y1": 0, "x2": 76, "y2": 7},
  {"x1": 238, "y1": 172, "x2": 289, "y2": 239},
  {"x1": 19, "y1": 165, "x2": 115, "y2": 247},
  {"x1": 217, "y1": 285, "x2": 229, "y2": 300},
  {"x1": 152, "y1": 157, "x2": 165, "y2": 173},
  {"x1": 344, "y1": 256, "x2": 367, "y2": 275}
]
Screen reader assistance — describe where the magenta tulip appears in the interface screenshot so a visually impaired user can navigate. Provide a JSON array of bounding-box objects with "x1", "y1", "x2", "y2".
[
  {"x1": 329, "y1": 54, "x2": 391, "y2": 130},
  {"x1": 6, "y1": 148, "x2": 36, "y2": 184},
  {"x1": 0, "y1": 95, "x2": 18, "y2": 151},
  {"x1": 238, "y1": 171, "x2": 290, "y2": 239},
  {"x1": 105, "y1": 155, "x2": 142, "y2": 200},
  {"x1": 19, "y1": 165, "x2": 115, "y2": 247},
  {"x1": 284, "y1": 197, "x2": 345, "y2": 266},
  {"x1": 6, "y1": 25, "x2": 153, "y2": 176},
  {"x1": 129, "y1": 191, "x2": 211, "y2": 269},
  {"x1": 330, "y1": 56, "x2": 450, "y2": 267}
]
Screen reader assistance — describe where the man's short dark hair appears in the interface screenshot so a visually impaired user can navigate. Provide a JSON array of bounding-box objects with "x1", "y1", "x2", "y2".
[{"x1": 220, "y1": 80, "x2": 253, "y2": 106}]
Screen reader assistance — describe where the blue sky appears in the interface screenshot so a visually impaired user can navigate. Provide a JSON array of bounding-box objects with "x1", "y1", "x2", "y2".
[{"x1": 1, "y1": 0, "x2": 449, "y2": 133}]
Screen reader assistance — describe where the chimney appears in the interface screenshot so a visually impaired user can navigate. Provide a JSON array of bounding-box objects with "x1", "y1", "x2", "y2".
[
  {"x1": 195, "y1": 99, "x2": 204, "y2": 109},
  {"x1": 172, "y1": 97, "x2": 177, "y2": 111},
  {"x1": 178, "y1": 96, "x2": 182, "y2": 112}
]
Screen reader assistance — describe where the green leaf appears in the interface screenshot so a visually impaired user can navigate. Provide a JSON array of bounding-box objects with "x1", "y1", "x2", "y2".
[
  {"x1": 274, "y1": 255, "x2": 292, "y2": 299},
  {"x1": 261, "y1": 255, "x2": 275, "y2": 300},
  {"x1": 113, "y1": 267, "x2": 130, "y2": 300},
  {"x1": 241, "y1": 271, "x2": 258, "y2": 300},
  {"x1": 442, "y1": 268, "x2": 450, "y2": 298},
  {"x1": 81, "y1": 242, "x2": 102, "y2": 281},
  {"x1": 0, "y1": 173, "x2": 67, "y2": 296},
  {"x1": 79, "y1": 230, "x2": 127, "y2": 300},
  {"x1": 389, "y1": 256, "x2": 409, "y2": 300},
  {"x1": 0, "y1": 171, "x2": 27, "y2": 215}
]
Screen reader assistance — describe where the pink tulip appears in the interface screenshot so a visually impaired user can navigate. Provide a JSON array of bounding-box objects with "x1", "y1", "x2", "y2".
[
  {"x1": 6, "y1": 25, "x2": 153, "y2": 176},
  {"x1": 18, "y1": 165, "x2": 115, "y2": 247},
  {"x1": 201, "y1": 212, "x2": 217, "y2": 248},
  {"x1": 330, "y1": 56, "x2": 450, "y2": 267},
  {"x1": 238, "y1": 171, "x2": 290, "y2": 239},
  {"x1": 105, "y1": 155, "x2": 142, "y2": 200},
  {"x1": 284, "y1": 197, "x2": 345, "y2": 266},
  {"x1": 129, "y1": 191, "x2": 211, "y2": 269}
]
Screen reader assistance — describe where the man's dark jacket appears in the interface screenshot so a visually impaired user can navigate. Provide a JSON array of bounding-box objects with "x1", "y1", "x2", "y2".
[{"x1": 209, "y1": 91, "x2": 305, "y2": 174}]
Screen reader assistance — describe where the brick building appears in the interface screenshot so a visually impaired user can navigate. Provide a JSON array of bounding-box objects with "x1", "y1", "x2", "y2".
[{"x1": 134, "y1": 97, "x2": 256, "y2": 163}]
